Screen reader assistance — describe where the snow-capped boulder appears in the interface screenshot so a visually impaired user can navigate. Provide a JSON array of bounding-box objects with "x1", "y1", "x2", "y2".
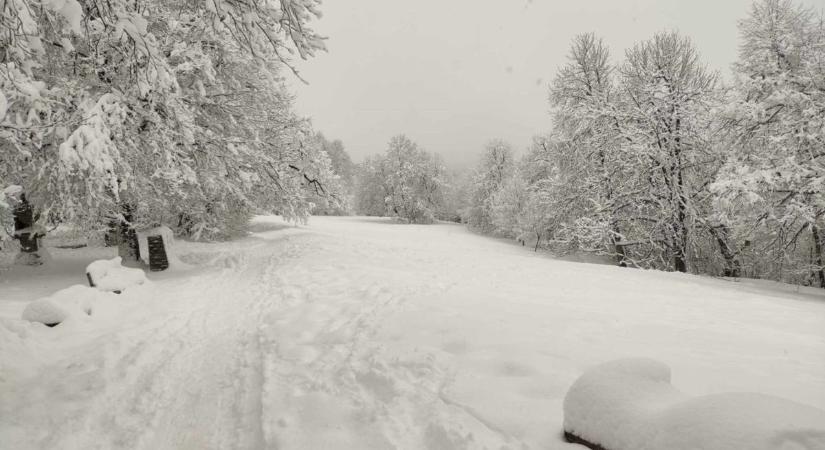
[
  {"x1": 137, "y1": 226, "x2": 178, "y2": 270},
  {"x1": 86, "y1": 257, "x2": 148, "y2": 292},
  {"x1": 563, "y1": 358, "x2": 825, "y2": 450},
  {"x1": 21, "y1": 285, "x2": 108, "y2": 327}
]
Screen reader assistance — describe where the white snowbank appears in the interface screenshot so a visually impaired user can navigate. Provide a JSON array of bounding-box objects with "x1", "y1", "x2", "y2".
[
  {"x1": 563, "y1": 358, "x2": 825, "y2": 450},
  {"x1": 21, "y1": 285, "x2": 109, "y2": 326},
  {"x1": 86, "y1": 257, "x2": 148, "y2": 291}
]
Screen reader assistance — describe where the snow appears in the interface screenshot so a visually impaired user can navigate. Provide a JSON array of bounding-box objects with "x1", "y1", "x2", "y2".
[
  {"x1": 1, "y1": 216, "x2": 824, "y2": 449},
  {"x1": 85, "y1": 257, "x2": 148, "y2": 292},
  {"x1": 563, "y1": 358, "x2": 825, "y2": 450},
  {"x1": 21, "y1": 285, "x2": 107, "y2": 326},
  {"x1": 0, "y1": 87, "x2": 7, "y2": 121},
  {"x1": 3, "y1": 184, "x2": 23, "y2": 196},
  {"x1": 43, "y1": 0, "x2": 84, "y2": 34}
]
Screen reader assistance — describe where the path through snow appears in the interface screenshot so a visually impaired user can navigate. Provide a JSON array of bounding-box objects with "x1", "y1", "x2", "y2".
[{"x1": 1, "y1": 216, "x2": 824, "y2": 449}]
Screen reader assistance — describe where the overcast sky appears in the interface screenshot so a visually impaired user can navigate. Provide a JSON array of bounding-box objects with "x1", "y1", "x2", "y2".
[{"x1": 289, "y1": 0, "x2": 822, "y2": 168}]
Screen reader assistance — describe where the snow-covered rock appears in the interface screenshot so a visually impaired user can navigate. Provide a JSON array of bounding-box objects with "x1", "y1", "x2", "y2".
[
  {"x1": 137, "y1": 226, "x2": 179, "y2": 268},
  {"x1": 86, "y1": 257, "x2": 148, "y2": 292},
  {"x1": 21, "y1": 285, "x2": 107, "y2": 326},
  {"x1": 563, "y1": 358, "x2": 825, "y2": 450}
]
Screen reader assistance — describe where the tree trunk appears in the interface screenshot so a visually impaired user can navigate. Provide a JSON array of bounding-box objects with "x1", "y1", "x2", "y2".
[
  {"x1": 673, "y1": 246, "x2": 687, "y2": 272},
  {"x1": 812, "y1": 224, "x2": 825, "y2": 289},
  {"x1": 116, "y1": 203, "x2": 140, "y2": 262},
  {"x1": 12, "y1": 192, "x2": 45, "y2": 265},
  {"x1": 672, "y1": 182, "x2": 689, "y2": 273},
  {"x1": 709, "y1": 225, "x2": 741, "y2": 278},
  {"x1": 672, "y1": 115, "x2": 688, "y2": 273},
  {"x1": 611, "y1": 224, "x2": 628, "y2": 268}
]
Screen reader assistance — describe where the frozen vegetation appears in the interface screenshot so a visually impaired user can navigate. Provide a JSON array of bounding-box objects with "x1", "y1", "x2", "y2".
[{"x1": 2, "y1": 216, "x2": 824, "y2": 449}]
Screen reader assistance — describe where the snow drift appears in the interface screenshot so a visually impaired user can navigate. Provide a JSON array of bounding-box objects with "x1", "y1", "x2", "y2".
[
  {"x1": 563, "y1": 358, "x2": 825, "y2": 450},
  {"x1": 86, "y1": 257, "x2": 148, "y2": 292},
  {"x1": 21, "y1": 285, "x2": 112, "y2": 326}
]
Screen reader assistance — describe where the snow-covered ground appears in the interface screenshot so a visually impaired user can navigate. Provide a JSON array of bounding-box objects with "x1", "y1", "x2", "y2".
[{"x1": 1, "y1": 216, "x2": 824, "y2": 449}]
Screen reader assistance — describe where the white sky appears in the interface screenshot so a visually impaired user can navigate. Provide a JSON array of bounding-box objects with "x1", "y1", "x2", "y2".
[{"x1": 289, "y1": 0, "x2": 824, "y2": 168}]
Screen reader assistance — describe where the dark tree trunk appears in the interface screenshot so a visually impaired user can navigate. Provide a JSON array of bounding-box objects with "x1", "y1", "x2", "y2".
[
  {"x1": 709, "y1": 225, "x2": 741, "y2": 278},
  {"x1": 104, "y1": 215, "x2": 120, "y2": 247},
  {"x1": 812, "y1": 224, "x2": 825, "y2": 289},
  {"x1": 672, "y1": 180, "x2": 688, "y2": 273},
  {"x1": 673, "y1": 235, "x2": 687, "y2": 273},
  {"x1": 12, "y1": 193, "x2": 45, "y2": 265},
  {"x1": 672, "y1": 115, "x2": 688, "y2": 274},
  {"x1": 116, "y1": 203, "x2": 140, "y2": 262}
]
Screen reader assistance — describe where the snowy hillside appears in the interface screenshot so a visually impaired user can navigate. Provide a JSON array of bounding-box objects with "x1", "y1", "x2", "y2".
[{"x1": 1, "y1": 216, "x2": 824, "y2": 449}]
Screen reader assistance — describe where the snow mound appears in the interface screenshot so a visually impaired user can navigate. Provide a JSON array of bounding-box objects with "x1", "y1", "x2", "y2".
[
  {"x1": 21, "y1": 285, "x2": 108, "y2": 326},
  {"x1": 563, "y1": 358, "x2": 825, "y2": 450},
  {"x1": 86, "y1": 257, "x2": 148, "y2": 292}
]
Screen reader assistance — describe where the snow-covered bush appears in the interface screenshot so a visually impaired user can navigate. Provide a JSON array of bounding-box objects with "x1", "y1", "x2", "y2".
[{"x1": 563, "y1": 358, "x2": 825, "y2": 450}]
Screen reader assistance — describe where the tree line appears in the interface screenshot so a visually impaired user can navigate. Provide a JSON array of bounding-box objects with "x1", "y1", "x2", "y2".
[{"x1": 353, "y1": 0, "x2": 825, "y2": 287}]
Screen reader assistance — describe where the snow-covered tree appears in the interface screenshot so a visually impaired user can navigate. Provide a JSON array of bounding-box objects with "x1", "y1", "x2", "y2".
[
  {"x1": 1, "y1": 0, "x2": 332, "y2": 262},
  {"x1": 355, "y1": 155, "x2": 392, "y2": 217},
  {"x1": 354, "y1": 135, "x2": 447, "y2": 224},
  {"x1": 463, "y1": 140, "x2": 515, "y2": 233},
  {"x1": 616, "y1": 31, "x2": 720, "y2": 272},
  {"x1": 382, "y1": 135, "x2": 446, "y2": 223},
  {"x1": 548, "y1": 33, "x2": 631, "y2": 266},
  {"x1": 713, "y1": 0, "x2": 825, "y2": 285},
  {"x1": 312, "y1": 134, "x2": 355, "y2": 215}
]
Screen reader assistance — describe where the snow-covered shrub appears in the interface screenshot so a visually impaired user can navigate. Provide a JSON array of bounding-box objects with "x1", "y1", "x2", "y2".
[
  {"x1": 21, "y1": 285, "x2": 112, "y2": 326},
  {"x1": 86, "y1": 257, "x2": 148, "y2": 292},
  {"x1": 563, "y1": 358, "x2": 825, "y2": 450}
]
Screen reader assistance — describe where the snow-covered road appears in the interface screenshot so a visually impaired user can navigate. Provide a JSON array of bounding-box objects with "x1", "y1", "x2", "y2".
[{"x1": 2, "y1": 216, "x2": 825, "y2": 449}]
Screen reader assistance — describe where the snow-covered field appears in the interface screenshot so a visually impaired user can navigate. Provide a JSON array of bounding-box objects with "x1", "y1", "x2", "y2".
[{"x1": 1, "y1": 216, "x2": 824, "y2": 449}]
